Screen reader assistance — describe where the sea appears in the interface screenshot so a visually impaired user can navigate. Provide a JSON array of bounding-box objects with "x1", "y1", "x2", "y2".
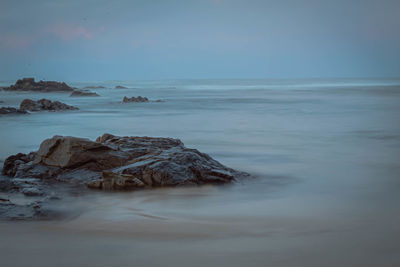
[{"x1": 0, "y1": 78, "x2": 399, "y2": 266}]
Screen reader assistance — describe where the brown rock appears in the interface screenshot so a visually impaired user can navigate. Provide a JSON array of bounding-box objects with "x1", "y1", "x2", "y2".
[{"x1": 3, "y1": 134, "x2": 248, "y2": 190}]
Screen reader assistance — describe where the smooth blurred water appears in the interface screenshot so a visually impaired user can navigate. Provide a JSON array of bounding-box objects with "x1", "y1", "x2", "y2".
[{"x1": 0, "y1": 79, "x2": 400, "y2": 267}]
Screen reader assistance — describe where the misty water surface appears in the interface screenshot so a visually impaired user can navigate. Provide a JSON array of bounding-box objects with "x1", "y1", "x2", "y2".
[{"x1": 0, "y1": 79, "x2": 399, "y2": 267}]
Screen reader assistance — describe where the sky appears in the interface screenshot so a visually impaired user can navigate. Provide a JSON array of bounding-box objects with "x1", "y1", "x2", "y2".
[{"x1": 1, "y1": 0, "x2": 400, "y2": 81}]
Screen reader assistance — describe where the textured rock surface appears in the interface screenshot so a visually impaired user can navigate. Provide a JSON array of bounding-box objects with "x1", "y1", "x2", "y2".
[
  {"x1": 20, "y1": 99, "x2": 78, "y2": 112},
  {"x1": 1, "y1": 134, "x2": 248, "y2": 220},
  {"x1": 123, "y1": 96, "x2": 149, "y2": 103},
  {"x1": 0, "y1": 107, "x2": 28, "y2": 115},
  {"x1": 70, "y1": 90, "x2": 99, "y2": 97},
  {"x1": 3, "y1": 134, "x2": 247, "y2": 190},
  {"x1": 3, "y1": 78, "x2": 73, "y2": 92}
]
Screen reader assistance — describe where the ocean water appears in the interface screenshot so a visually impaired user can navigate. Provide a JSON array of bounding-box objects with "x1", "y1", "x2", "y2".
[{"x1": 0, "y1": 79, "x2": 400, "y2": 267}]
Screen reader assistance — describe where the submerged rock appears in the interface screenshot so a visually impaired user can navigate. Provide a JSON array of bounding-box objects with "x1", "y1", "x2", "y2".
[
  {"x1": 3, "y1": 134, "x2": 248, "y2": 191},
  {"x1": 0, "y1": 176, "x2": 54, "y2": 220},
  {"x1": 115, "y1": 85, "x2": 128, "y2": 89},
  {"x1": 3, "y1": 78, "x2": 74, "y2": 92},
  {"x1": 123, "y1": 96, "x2": 149, "y2": 103},
  {"x1": 70, "y1": 90, "x2": 99, "y2": 97},
  {"x1": 0, "y1": 107, "x2": 28, "y2": 115},
  {"x1": 20, "y1": 99, "x2": 78, "y2": 112}
]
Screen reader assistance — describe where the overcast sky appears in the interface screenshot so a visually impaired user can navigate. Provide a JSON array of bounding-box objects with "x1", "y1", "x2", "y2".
[{"x1": 1, "y1": 0, "x2": 399, "y2": 81}]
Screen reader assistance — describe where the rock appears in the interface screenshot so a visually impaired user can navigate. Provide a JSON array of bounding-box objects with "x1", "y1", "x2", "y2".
[
  {"x1": 0, "y1": 199, "x2": 55, "y2": 221},
  {"x1": 20, "y1": 99, "x2": 78, "y2": 112},
  {"x1": 3, "y1": 78, "x2": 74, "y2": 92},
  {"x1": 2, "y1": 152, "x2": 35, "y2": 177},
  {"x1": 70, "y1": 90, "x2": 99, "y2": 97},
  {"x1": 83, "y1": 85, "x2": 105, "y2": 89},
  {"x1": 3, "y1": 134, "x2": 248, "y2": 191},
  {"x1": 0, "y1": 107, "x2": 28, "y2": 115},
  {"x1": 115, "y1": 85, "x2": 127, "y2": 89},
  {"x1": 123, "y1": 96, "x2": 149, "y2": 103},
  {"x1": 0, "y1": 100, "x2": 4, "y2": 103},
  {"x1": 21, "y1": 187, "x2": 43, "y2": 196},
  {"x1": 0, "y1": 197, "x2": 10, "y2": 203}
]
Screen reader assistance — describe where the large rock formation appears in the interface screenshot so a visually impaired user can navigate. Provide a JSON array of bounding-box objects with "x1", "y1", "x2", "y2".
[
  {"x1": 3, "y1": 134, "x2": 247, "y2": 190},
  {"x1": 70, "y1": 90, "x2": 99, "y2": 97},
  {"x1": 20, "y1": 99, "x2": 78, "y2": 111},
  {"x1": 3, "y1": 78, "x2": 74, "y2": 92},
  {"x1": 123, "y1": 96, "x2": 149, "y2": 103},
  {"x1": 0, "y1": 107, "x2": 28, "y2": 115}
]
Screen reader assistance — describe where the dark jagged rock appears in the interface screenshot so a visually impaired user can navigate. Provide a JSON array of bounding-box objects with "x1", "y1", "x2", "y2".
[
  {"x1": 3, "y1": 134, "x2": 248, "y2": 191},
  {"x1": 115, "y1": 85, "x2": 128, "y2": 89},
  {"x1": 70, "y1": 90, "x2": 99, "y2": 97},
  {"x1": 1, "y1": 134, "x2": 249, "y2": 220},
  {"x1": 83, "y1": 85, "x2": 105, "y2": 89},
  {"x1": 0, "y1": 107, "x2": 28, "y2": 115},
  {"x1": 123, "y1": 96, "x2": 149, "y2": 103},
  {"x1": 3, "y1": 78, "x2": 74, "y2": 92},
  {"x1": 20, "y1": 99, "x2": 78, "y2": 112}
]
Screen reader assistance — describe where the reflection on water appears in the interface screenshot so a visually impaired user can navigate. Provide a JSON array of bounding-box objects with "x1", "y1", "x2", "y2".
[{"x1": 0, "y1": 79, "x2": 400, "y2": 266}]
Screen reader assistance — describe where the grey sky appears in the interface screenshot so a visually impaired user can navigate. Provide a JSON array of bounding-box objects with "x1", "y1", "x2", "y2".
[{"x1": 1, "y1": 0, "x2": 399, "y2": 81}]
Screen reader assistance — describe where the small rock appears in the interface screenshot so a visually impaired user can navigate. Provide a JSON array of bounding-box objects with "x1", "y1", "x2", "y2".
[
  {"x1": 123, "y1": 96, "x2": 149, "y2": 103},
  {"x1": 20, "y1": 99, "x2": 78, "y2": 112},
  {"x1": 0, "y1": 107, "x2": 28, "y2": 115},
  {"x1": 115, "y1": 85, "x2": 127, "y2": 89},
  {"x1": 70, "y1": 90, "x2": 99, "y2": 97},
  {"x1": 22, "y1": 187, "x2": 43, "y2": 196},
  {"x1": 0, "y1": 197, "x2": 10, "y2": 203}
]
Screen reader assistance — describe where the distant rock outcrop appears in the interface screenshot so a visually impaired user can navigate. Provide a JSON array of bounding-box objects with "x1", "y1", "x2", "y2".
[
  {"x1": 123, "y1": 96, "x2": 149, "y2": 103},
  {"x1": 70, "y1": 90, "x2": 99, "y2": 97},
  {"x1": 115, "y1": 85, "x2": 128, "y2": 89},
  {"x1": 3, "y1": 78, "x2": 74, "y2": 92},
  {"x1": 20, "y1": 99, "x2": 78, "y2": 112},
  {"x1": 0, "y1": 107, "x2": 28, "y2": 115}
]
